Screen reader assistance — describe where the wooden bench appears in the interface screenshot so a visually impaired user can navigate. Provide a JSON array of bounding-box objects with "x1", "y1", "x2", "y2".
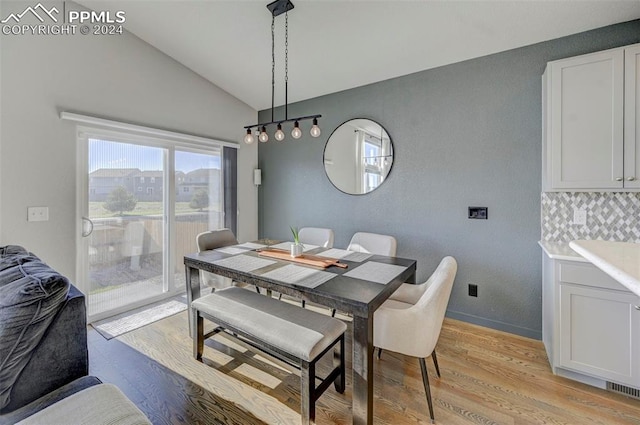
[{"x1": 191, "y1": 287, "x2": 347, "y2": 424}]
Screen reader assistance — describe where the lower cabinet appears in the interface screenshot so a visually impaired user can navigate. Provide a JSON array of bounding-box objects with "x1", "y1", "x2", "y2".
[{"x1": 543, "y1": 255, "x2": 640, "y2": 389}]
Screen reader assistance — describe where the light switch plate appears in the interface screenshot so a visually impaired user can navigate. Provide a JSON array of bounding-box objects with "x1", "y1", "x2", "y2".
[
  {"x1": 573, "y1": 208, "x2": 587, "y2": 226},
  {"x1": 27, "y1": 206, "x2": 49, "y2": 222}
]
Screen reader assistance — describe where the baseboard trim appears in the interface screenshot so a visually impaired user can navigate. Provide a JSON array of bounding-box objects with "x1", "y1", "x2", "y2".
[{"x1": 446, "y1": 310, "x2": 542, "y2": 340}]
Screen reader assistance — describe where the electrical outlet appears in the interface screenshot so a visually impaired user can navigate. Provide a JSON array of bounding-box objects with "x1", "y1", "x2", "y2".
[
  {"x1": 27, "y1": 206, "x2": 49, "y2": 222},
  {"x1": 573, "y1": 208, "x2": 587, "y2": 226},
  {"x1": 468, "y1": 284, "x2": 478, "y2": 297}
]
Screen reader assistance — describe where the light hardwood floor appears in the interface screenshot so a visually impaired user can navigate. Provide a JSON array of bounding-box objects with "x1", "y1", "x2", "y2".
[{"x1": 89, "y1": 312, "x2": 640, "y2": 424}]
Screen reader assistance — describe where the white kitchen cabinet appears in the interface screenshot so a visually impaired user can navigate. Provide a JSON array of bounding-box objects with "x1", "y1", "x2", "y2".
[
  {"x1": 625, "y1": 44, "x2": 640, "y2": 189},
  {"x1": 543, "y1": 43, "x2": 640, "y2": 191},
  {"x1": 542, "y1": 249, "x2": 640, "y2": 389}
]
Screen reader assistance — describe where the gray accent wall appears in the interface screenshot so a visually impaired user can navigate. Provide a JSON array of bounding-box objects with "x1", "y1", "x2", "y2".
[{"x1": 258, "y1": 20, "x2": 640, "y2": 339}]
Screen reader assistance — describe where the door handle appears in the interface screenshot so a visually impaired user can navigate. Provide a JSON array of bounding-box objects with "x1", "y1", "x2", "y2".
[
  {"x1": 634, "y1": 305, "x2": 640, "y2": 311},
  {"x1": 82, "y1": 217, "x2": 94, "y2": 237}
]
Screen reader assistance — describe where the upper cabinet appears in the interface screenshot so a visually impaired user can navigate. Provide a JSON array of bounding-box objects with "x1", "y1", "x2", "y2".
[{"x1": 543, "y1": 43, "x2": 640, "y2": 191}]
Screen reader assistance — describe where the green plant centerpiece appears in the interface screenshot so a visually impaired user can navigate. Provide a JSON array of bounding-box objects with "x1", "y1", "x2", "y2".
[{"x1": 290, "y1": 226, "x2": 304, "y2": 258}]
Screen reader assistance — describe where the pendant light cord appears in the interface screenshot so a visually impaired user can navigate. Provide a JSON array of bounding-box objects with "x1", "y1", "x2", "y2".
[
  {"x1": 285, "y1": 11, "x2": 289, "y2": 120},
  {"x1": 271, "y1": 14, "x2": 275, "y2": 123},
  {"x1": 242, "y1": 1, "x2": 321, "y2": 141}
]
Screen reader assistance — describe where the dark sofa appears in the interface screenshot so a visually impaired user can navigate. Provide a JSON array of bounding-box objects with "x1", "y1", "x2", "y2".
[
  {"x1": 0, "y1": 246, "x2": 87, "y2": 414},
  {"x1": 0, "y1": 246, "x2": 150, "y2": 425}
]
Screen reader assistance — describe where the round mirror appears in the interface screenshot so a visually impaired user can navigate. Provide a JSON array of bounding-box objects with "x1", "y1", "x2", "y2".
[{"x1": 323, "y1": 119, "x2": 393, "y2": 195}]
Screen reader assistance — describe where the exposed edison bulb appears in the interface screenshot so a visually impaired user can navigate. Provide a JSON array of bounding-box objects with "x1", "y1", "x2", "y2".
[
  {"x1": 291, "y1": 121, "x2": 302, "y2": 139},
  {"x1": 243, "y1": 129, "x2": 255, "y2": 144},
  {"x1": 310, "y1": 118, "x2": 321, "y2": 138},
  {"x1": 259, "y1": 126, "x2": 269, "y2": 143},
  {"x1": 274, "y1": 124, "x2": 285, "y2": 141}
]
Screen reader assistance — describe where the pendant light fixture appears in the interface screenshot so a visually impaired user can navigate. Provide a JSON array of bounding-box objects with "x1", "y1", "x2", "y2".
[{"x1": 243, "y1": 0, "x2": 321, "y2": 144}]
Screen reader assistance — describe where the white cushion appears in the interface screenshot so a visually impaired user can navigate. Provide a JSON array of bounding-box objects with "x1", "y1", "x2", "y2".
[
  {"x1": 17, "y1": 384, "x2": 150, "y2": 425},
  {"x1": 193, "y1": 287, "x2": 346, "y2": 362}
]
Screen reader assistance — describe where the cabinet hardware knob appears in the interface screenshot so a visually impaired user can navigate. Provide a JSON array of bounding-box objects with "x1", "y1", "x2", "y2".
[
  {"x1": 615, "y1": 177, "x2": 623, "y2": 181},
  {"x1": 627, "y1": 177, "x2": 636, "y2": 181},
  {"x1": 635, "y1": 305, "x2": 640, "y2": 311}
]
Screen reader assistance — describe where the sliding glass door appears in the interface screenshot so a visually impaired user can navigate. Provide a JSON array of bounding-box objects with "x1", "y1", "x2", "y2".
[
  {"x1": 173, "y1": 150, "x2": 223, "y2": 289},
  {"x1": 78, "y1": 131, "x2": 223, "y2": 322}
]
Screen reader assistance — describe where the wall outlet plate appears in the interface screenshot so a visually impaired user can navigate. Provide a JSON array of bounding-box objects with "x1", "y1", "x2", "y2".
[
  {"x1": 573, "y1": 208, "x2": 587, "y2": 226},
  {"x1": 27, "y1": 206, "x2": 49, "y2": 222}
]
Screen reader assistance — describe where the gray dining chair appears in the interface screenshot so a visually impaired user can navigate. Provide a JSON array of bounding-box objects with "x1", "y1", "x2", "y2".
[{"x1": 373, "y1": 256, "x2": 457, "y2": 423}]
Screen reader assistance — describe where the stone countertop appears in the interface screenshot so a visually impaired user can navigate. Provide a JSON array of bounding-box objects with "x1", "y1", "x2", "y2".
[
  {"x1": 569, "y1": 240, "x2": 640, "y2": 297},
  {"x1": 538, "y1": 241, "x2": 587, "y2": 262}
]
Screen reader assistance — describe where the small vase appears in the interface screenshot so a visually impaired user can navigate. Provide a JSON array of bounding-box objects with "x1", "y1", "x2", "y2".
[{"x1": 291, "y1": 243, "x2": 303, "y2": 258}]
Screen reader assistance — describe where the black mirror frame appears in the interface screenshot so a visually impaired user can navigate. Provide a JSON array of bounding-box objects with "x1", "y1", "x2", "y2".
[{"x1": 323, "y1": 118, "x2": 394, "y2": 196}]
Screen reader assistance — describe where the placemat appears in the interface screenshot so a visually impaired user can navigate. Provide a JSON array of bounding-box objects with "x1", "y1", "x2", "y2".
[
  {"x1": 343, "y1": 261, "x2": 407, "y2": 284},
  {"x1": 213, "y1": 255, "x2": 276, "y2": 272},
  {"x1": 260, "y1": 264, "x2": 335, "y2": 288}
]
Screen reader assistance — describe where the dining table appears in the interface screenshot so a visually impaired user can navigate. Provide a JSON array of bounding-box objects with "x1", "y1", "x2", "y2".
[{"x1": 184, "y1": 241, "x2": 417, "y2": 425}]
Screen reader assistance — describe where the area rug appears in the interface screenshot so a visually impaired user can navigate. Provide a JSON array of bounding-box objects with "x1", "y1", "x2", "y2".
[{"x1": 92, "y1": 297, "x2": 187, "y2": 340}]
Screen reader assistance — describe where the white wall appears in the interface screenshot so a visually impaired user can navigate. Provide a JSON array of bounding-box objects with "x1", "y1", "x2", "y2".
[{"x1": 0, "y1": 4, "x2": 258, "y2": 280}]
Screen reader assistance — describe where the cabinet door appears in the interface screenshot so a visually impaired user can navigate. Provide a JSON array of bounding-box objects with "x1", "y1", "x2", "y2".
[
  {"x1": 550, "y1": 50, "x2": 624, "y2": 189},
  {"x1": 625, "y1": 45, "x2": 640, "y2": 188},
  {"x1": 559, "y1": 283, "x2": 640, "y2": 386}
]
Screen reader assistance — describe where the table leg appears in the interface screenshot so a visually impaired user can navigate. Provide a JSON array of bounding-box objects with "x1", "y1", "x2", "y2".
[
  {"x1": 352, "y1": 314, "x2": 373, "y2": 425},
  {"x1": 185, "y1": 266, "x2": 201, "y2": 337}
]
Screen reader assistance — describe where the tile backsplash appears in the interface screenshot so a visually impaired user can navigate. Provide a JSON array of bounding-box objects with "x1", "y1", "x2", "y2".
[{"x1": 541, "y1": 192, "x2": 640, "y2": 242}]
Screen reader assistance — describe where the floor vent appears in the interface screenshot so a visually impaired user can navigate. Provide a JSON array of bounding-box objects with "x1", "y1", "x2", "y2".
[{"x1": 607, "y1": 382, "x2": 640, "y2": 399}]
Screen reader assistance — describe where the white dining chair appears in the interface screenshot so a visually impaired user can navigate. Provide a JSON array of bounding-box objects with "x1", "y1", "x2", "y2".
[
  {"x1": 373, "y1": 256, "x2": 457, "y2": 424},
  {"x1": 325, "y1": 232, "x2": 399, "y2": 317},
  {"x1": 298, "y1": 227, "x2": 335, "y2": 248},
  {"x1": 347, "y1": 232, "x2": 397, "y2": 256}
]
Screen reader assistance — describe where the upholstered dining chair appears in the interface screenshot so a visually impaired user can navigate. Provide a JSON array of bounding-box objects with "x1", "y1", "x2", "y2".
[
  {"x1": 196, "y1": 229, "x2": 247, "y2": 292},
  {"x1": 326, "y1": 232, "x2": 398, "y2": 317},
  {"x1": 347, "y1": 232, "x2": 397, "y2": 256},
  {"x1": 373, "y1": 256, "x2": 457, "y2": 424},
  {"x1": 298, "y1": 227, "x2": 335, "y2": 248}
]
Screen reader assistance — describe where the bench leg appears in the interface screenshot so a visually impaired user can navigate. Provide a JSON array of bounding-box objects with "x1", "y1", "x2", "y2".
[
  {"x1": 194, "y1": 311, "x2": 204, "y2": 361},
  {"x1": 300, "y1": 360, "x2": 315, "y2": 425},
  {"x1": 334, "y1": 335, "x2": 345, "y2": 394}
]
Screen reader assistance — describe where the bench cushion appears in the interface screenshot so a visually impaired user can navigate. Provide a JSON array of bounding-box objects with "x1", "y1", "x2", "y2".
[
  {"x1": 192, "y1": 287, "x2": 347, "y2": 362},
  {"x1": 16, "y1": 383, "x2": 151, "y2": 425}
]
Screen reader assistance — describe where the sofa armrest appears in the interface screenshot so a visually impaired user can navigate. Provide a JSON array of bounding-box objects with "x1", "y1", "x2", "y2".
[
  {"x1": 1, "y1": 285, "x2": 88, "y2": 413},
  {"x1": 0, "y1": 376, "x2": 101, "y2": 425}
]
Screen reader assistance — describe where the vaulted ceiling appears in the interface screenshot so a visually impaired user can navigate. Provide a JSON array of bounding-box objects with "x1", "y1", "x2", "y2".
[{"x1": 78, "y1": 1, "x2": 640, "y2": 111}]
